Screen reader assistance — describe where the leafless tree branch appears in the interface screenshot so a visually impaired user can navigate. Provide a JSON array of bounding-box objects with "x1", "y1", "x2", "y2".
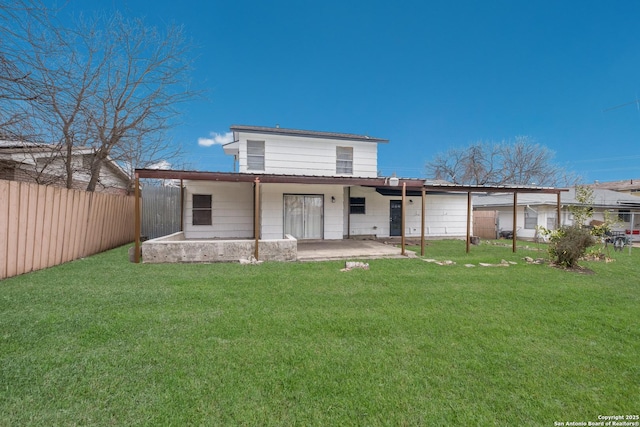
[
  {"x1": 426, "y1": 136, "x2": 577, "y2": 186},
  {"x1": 1, "y1": 1, "x2": 199, "y2": 191}
]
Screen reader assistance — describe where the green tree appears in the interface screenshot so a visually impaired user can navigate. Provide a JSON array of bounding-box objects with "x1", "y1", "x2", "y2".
[{"x1": 568, "y1": 185, "x2": 594, "y2": 228}]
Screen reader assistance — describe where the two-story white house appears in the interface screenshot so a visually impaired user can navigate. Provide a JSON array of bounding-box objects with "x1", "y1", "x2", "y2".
[
  {"x1": 177, "y1": 125, "x2": 469, "y2": 241},
  {"x1": 136, "y1": 125, "x2": 569, "y2": 262}
]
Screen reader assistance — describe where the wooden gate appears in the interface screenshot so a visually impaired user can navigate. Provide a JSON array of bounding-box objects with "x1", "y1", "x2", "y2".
[{"x1": 474, "y1": 210, "x2": 498, "y2": 239}]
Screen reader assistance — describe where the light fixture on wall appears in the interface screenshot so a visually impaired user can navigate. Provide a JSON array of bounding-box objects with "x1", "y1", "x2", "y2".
[
  {"x1": 331, "y1": 196, "x2": 336, "y2": 203},
  {"x1": 409, "y1": 199, "x2": 414, "y2": 204}
]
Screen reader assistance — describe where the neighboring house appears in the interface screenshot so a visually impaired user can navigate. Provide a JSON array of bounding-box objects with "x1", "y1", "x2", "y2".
[
  {"x1": 473, "y1": 187, "x2": 640, "y2": 241},
  {"x1": 590, "y1": 179, "x2": 640, "y2": 196},
  {"x1": 0, "y1": 141, "x2": 130, "y2": 194}
]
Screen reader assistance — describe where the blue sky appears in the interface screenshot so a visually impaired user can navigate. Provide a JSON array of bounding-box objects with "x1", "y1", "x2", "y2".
[{"x1": 58, "y1": 0, "x2": 640, "y2": 183}]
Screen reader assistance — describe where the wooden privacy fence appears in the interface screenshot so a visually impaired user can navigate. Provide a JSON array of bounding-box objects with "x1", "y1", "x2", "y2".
[
  {"x1": 141, "y1": 185, "x2": 182, "y2": 240},
  {"x1": 0, "y1": 179, "x2": 135, "y2": 280},
  {"x1": 473, "y1": 210, "x2": 499, "y2": 239}
]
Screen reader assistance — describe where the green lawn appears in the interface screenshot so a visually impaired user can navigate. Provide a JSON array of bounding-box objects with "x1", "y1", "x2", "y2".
[{"x1": 1, "y1": 240, "x2": 638, "y2": 426}]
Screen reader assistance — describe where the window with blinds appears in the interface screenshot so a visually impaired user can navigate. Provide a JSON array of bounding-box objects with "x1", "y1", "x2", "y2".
[
  {"x1": 336, "y1": 146, "x2": 353, "y2": 175},
  {"x1": 349, "y1": 197, "x2": 366, "y2": 214},
  {"x1": 192, "y1": 194, "x2": 212, "y2": 225},
  {"x1": 247, "y1": 140, "x2": 265, "y2": 171}
]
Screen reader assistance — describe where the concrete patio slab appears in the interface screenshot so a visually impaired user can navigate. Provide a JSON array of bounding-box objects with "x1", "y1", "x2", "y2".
[{"x1": 296, "y1": 239, "x2": 416, "y2": 261}]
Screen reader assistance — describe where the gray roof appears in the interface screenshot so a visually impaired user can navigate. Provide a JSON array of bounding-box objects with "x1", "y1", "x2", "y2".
[
  {"x1": 0, "y1": 140, "x2": 49, "y2": 149},
  {"x1": 590, "y1": 179, "x2": 640, "y2": 192},
  {"x1": 230, "y1": 125, "x2": 389, "y2": 143},
  {"x1": 474, "y1": 187, "x2": 640, "y2": 209}
]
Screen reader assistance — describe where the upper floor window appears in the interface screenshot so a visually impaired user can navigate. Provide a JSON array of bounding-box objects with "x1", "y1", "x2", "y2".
[
  {"x1": 336, "y1": 146, "x2": 353, "y2": 175},
  {"x1": 192, "y1": 194, "x2": 212, "y2": 225},
  {"x1": 247, "y1": 140, "x2": 265, "y2": 171}
]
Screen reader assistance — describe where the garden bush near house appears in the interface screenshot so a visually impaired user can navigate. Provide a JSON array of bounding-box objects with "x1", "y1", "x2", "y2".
[
  {"x1": 546, "y1": 225, "x2": 595, "y2": 268},
  {"x1": 539, "y1": 186, "x2": 621, "y2": 267}
]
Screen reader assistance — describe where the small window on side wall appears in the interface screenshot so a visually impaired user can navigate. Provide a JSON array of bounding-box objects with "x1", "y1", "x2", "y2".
[
  {"x1": 350, "y1": 197, "x2": 365, "y2": 214},
  {"x1": 192, "y1": 194, "x2": 212, "y2": 225}
]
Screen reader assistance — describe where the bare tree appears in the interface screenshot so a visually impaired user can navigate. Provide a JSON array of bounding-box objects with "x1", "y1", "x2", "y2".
[
  {"x1": 1, "y1": 1, "x2": 197, "y2": 191},
  {"x1": 426, "y1": 136, "x2": 574, "y2": 186},
  {"x1": 82, "y1": 13, "x2": 195, "y2": 191},
  {"x1": 499, "y1": 136, "x2": 560, "y2": 186},
  {"x1": 0, "y1": 0, "x2": 47, "y2": 141}
]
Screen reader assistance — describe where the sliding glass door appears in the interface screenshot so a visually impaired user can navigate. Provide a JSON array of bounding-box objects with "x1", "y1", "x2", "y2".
[{"x1": 284, "y1": 195, "x2": 323, "y2": 239}]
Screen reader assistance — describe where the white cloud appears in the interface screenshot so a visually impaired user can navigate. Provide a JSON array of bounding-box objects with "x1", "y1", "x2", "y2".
[
  {"x1": 198, "y1": 131, "x2": 233, "y2": 147},
  {"x1": 148, "y1": 160, "x2": 172, "y2": 170}
]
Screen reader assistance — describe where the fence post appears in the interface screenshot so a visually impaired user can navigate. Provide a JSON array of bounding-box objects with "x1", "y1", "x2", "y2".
[{"x1": 134, "y1": 173, "x2": 141, "y2": 263}]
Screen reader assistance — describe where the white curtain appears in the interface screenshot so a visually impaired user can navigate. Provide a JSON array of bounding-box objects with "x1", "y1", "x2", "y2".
[
  {"x1": 284, "y1": 196, "x2": 304, "y2": 238},
  {"x1": 304, "y1": 196, "x2": 323, "y2": 239}
]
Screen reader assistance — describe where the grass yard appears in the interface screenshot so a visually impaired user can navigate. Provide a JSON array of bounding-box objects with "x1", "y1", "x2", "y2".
[{"x1": 1, "y1": 240, "x2": 638, "y2": 426}]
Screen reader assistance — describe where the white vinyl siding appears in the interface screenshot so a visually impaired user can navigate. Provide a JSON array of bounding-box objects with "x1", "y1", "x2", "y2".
[
  {"x1": 347, "y1": 187, "x2": 468, "y2": 238},
  {"x1": 247, "y1": 140, "x2": 265, "y2": 171},
  {"x1": 336, "y1": 146, "x2": 353, "y2": 175},
  {"x1": 236, "y1": 132, "x2": 379, "y2": 177},
  {"x1": 183, "y1": 182, "x2": 254, "y2": 239}
]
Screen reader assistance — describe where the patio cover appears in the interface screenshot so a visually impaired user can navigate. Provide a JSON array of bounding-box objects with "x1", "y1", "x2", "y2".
[{"x1": 133, "y1": 169, "x2": 568, "y2": 262}]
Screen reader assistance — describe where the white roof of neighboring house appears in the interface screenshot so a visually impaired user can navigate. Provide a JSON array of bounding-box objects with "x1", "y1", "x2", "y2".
[
  {"x1": 474, "y1": 187, "x2": 640, "y2": 209},
  {"x1": 590, "y1": 179, "x2": 640, "y2": 192}
]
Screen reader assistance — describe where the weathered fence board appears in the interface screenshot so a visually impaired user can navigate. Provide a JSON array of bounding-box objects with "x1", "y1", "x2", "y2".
[
  {"x1": 0, "y1": 182, "x2": 8, "y2": 279},
  {"x1": 141, "y1": 185, "x2": 182, "y2": 240},
  {"x1": 473, "y1": 210, "x2": 499, "y2": 239},
  {"x1": 0, "y1": 179, "x2": 135, "y2": 280}
]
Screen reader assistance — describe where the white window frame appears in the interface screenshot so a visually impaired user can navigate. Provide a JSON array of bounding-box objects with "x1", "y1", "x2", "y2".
[
  {"x1": 349, "y1": 197, "x2": 366, "y2": 214},
  {"x1": 336, "y1": 146, "x2": 353, "y2": 175},
  {"x1": 524, "y1": 206, "x2": 538, "y2": 229},
  {"x1": 247, "y1": 140, "x2": 265, "y2": 171},
  {"x1": 192, "y1": 194, "x2": 212, "y2": 226}
]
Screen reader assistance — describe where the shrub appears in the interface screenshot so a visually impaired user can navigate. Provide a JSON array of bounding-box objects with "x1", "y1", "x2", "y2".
[{"x1": 547, "y1": 225, "x2": 595, "y2": 268}]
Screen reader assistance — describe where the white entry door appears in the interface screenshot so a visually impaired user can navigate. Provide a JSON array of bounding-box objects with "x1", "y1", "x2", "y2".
[{"x1": 284, "y1": 195, "x2": 323, "y2": 239}]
